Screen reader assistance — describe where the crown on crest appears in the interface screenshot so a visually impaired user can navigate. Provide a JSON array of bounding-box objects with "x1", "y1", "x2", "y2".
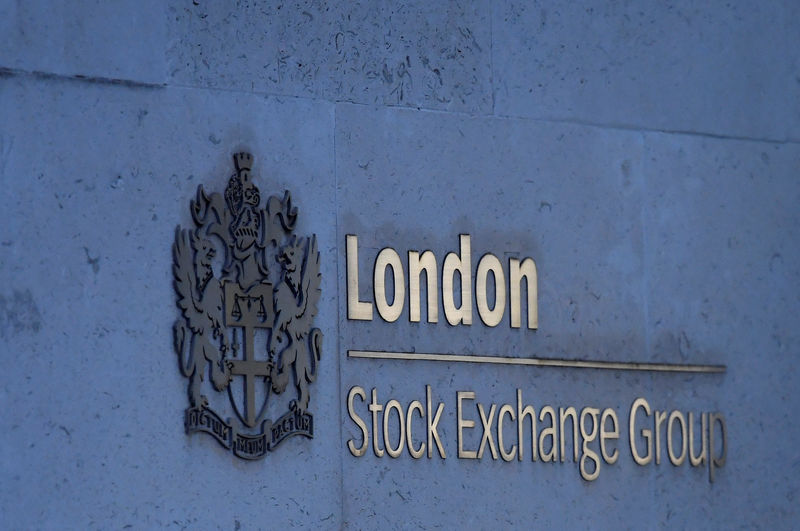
[
  {"x1": 225, "y1": 152, "x2": 255, "y2": 215},
  {"x1": 233, "y1": 152, "x2": 253, "y2": 173}
]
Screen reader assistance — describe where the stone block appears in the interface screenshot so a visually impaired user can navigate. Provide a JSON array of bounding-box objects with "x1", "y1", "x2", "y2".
[
  {"x1": 335, "y1": 103, "x2": 653, "y2": 526},
  {"x1": 493, "y1": 0, "x2": 800, "y2": 141},
  {"x1": 0, "y1": 0, "x2": 167, "y2": 84},
  {"x1": 167, "y1": 0, "x2": 492, "y2": 113},
  {"x1": 0, "y1": 75, "x2": 339, "y2": 528},
  {"x1": 643, "y1": 133, "x2": 800, "y2": 526}
]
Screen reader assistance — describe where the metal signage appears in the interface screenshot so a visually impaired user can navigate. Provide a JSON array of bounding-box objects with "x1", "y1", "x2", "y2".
[{"x1": 172, "y1": 152, "x2": 322, "y2": 459}]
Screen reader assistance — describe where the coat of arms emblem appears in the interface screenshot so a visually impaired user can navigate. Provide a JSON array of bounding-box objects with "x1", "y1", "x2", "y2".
[{"x1": 172, "y1": 152, "x2": 322, "y2": 459}]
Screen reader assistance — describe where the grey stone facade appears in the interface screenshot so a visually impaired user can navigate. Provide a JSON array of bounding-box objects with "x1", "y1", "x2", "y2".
[{"x1": 1, "y1": 1, "x2": 798, "y2": 528}]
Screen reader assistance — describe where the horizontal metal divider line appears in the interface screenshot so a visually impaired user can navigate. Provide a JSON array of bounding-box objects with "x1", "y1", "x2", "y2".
[{"x1": 347, "y1": 350, "x2": 726, "y2": 374}]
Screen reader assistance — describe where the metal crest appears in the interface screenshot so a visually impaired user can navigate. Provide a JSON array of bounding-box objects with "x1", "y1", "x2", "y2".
[{"x1": 172, "y1": 152, "x2": 322, "y2": 459}]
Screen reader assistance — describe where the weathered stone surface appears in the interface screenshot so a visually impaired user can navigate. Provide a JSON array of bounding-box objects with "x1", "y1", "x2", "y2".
[
  {"x1": 493, "y1": 0, "x2": 800, "y2": 141},
  {"x1": 1, "y1": 1, "x2": 799, "y2": 528},
  {"x1": 167, "y1": 0, "x2": 492, "y2": 113},
  {"x1": 0, "y1": 0, "x2": 167, "y2": 84}
]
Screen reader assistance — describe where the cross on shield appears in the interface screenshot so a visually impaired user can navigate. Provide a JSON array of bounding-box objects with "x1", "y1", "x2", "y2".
[{"x1": 223, "y1": 281, "x2": 274, "y2": 428}]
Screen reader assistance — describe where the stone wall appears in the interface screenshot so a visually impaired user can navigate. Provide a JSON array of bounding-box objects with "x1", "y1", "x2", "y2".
[{"x1": 1, "y1": 1, "x2": 798, "y2": 528}]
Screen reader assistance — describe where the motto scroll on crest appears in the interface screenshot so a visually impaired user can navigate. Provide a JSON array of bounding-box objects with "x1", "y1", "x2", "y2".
[{"x1": 172, "y1": 152, "x2": 322, "y2": 460}]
